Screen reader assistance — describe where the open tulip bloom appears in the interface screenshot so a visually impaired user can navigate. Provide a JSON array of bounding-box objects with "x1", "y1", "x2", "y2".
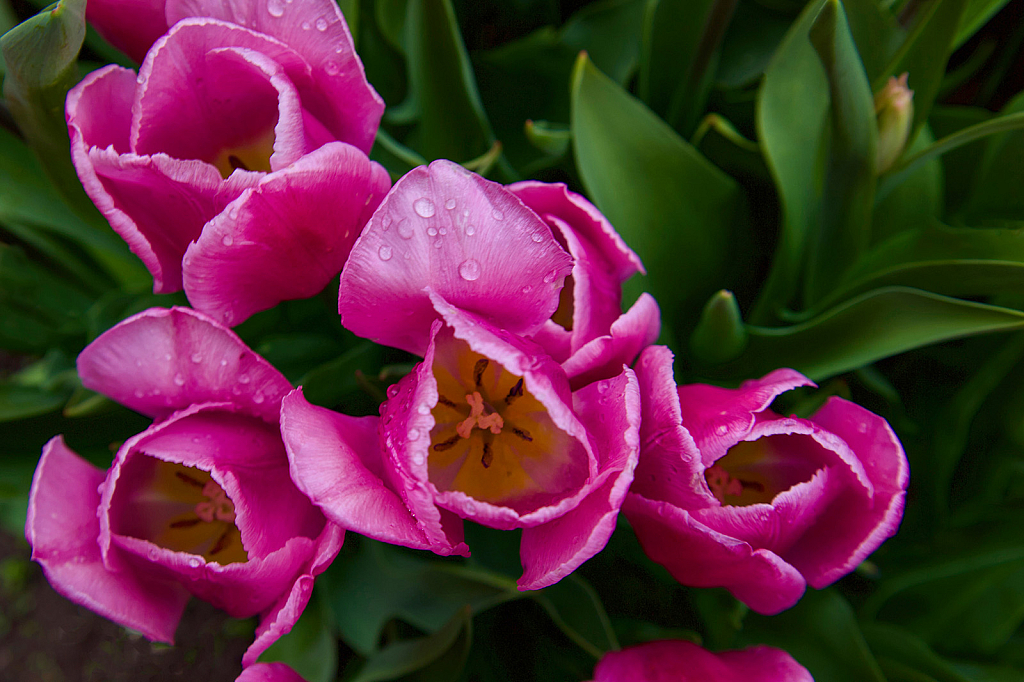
[
  {"x1": 588, "y1": 640, "x2": 813, "y2": 682},
  {"x1": 26, "y1": 307, "x2": 343, "y2": 665},
  {"x1": 67, "y1": 0, "x2": 389, "y2": 325},
  {"x1": 625, "y1": 346, "x2": 909, "y2": 614}
]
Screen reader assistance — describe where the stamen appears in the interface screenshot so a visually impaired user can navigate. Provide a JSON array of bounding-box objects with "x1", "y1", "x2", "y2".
[
  {"x1": 228, "y1": 154, "x2": 250, "y2": 171},
  {"x1": 505, "y1": 378, "x2": 524, "y2": 405},
  {"x1": 510, "y1": 426, "x2": 533, "y2": 442},
  {"x1": 705, "y1": 464, "x2": 743, "y2": 500},
  {"x1": 437, "y1": 394, "x2": 459, "y2": 409},
  {"x1": 169, "y1": 518, "x2": 201, "y2": 529},
  {"x1": 433, "y1": 434, "x2": 462, "y2": 452},
  {"x1": 175, "y1": 471, "x2": 205, "y2": 488},
  {"x1": 481, "y1": 442, "x2": 493, "y2": 468},
  {"x1": 473, "y1": 359, "x2": 488, "y2": 388},
  {"x1": 194, "y1": 480, "x2": 237, "y2": 523},
  {"x1": 457, "y1": 392, "x2": 504, "y2": 438},
  {"x1": 210, "y1": 527, "x2": 233, "y2": 556}
]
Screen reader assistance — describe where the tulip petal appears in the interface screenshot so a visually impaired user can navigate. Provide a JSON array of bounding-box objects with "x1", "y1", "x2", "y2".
[
  {"x1": 718, "y1": 645, "x2": 815, "y2": 682},
  {"x1": 562, "y1": 293, "x2": 661, "y2": 390},
  {"x1": 339, "y1": 160, "x2": 573, "y2": 355},
  {"x1": 281, "y1": 388, "x2": 432, "y2": 551},
  {"x1": 77, "y1": 306, "x2": 292, "y2": 422},
  {"x1": 167, "y1": 0, "x2": 384, "y2": 153},
  {"x1": 27, "y1": 437, "x2": 190, "y2": 643},
  {"x1": 237, "y1": 663, "x2": 308, "y2": 682},
  {"x1": 518, "y1": 367, "x2": 640, "y2": 590},
  {"x1": 86, "y1": 0, "x2": 168, "y2": 64},
  {"x1": 183, "y1": 142, "x2": 390, "y2": 325},
  {"x1": 623, "y1": 495, "x2": 806, "y2": 614},
  {"x1": 592, "y1": 641, "x2": 812, "y2": 682}
]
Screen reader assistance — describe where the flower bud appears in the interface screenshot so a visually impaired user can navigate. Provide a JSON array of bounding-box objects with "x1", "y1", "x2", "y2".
[{"x1": 874, "y1": 73, "x2": 914, "y2": 172}]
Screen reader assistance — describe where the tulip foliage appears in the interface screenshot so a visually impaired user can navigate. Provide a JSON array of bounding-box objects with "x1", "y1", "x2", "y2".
[{"x1": 2, "y1": 0, "x2": 1024, "y2": 681}]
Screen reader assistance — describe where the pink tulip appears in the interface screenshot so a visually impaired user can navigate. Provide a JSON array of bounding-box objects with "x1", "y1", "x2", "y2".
[
  {"x1": 284, "y1": 293, "x2": 641, "y2": 589},
  {"x1": 508, "y1": 181, "x2": 661, "y2": 389},
  {"x1": 624, "y1": 346, "x2": 909, "y2": 614},
  {"x1": 237, "y1": 663, "x2": 307, "y2": 682},
  {"x1": 589, "y1": 640, "x2": 813, "y2": 682},
  {"x1": 26, "y1": 307, "x2": 343, "y2": 666},
  {"x1": 68, "y1": 0, "x2": 389, "y2": 325}
]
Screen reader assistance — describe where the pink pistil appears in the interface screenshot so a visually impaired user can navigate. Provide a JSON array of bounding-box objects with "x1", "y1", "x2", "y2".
[{"x1": 456, "y1": 391, "x2": 504, "y2": 439}]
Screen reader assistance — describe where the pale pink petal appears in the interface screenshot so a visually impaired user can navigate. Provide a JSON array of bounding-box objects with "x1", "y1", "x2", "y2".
[
  {"x1": 183, "y1": 142, "x2": 390, "y2": 326},
  {"x1": 86, "y1": 0, "x2": 168, "y2": 63},
  {"x1": 166, "y1": 0, "x2": 383, "y2": 153},
  {"x1": 339, "y1": 160, "x2": 573, "y2": 355},
  {"x1": 518, "y1": 367, "x2": 641, "y2": 590},
  {"x1": 562, "y1": 293, "x2": 661, "y2": 390},
  {"x1": 237, "y1": 663, "x2": 307, "y2": 682},
  {"x1": 623, "y1": 495, "x2": 806, "y2": 615},
  {"x1": 77, "y1": 306, "x2": 292, "y2": 422},
  {"x1": 592, "y1": 641, "x2": 812, "y2": 682},
  {"x1": 281, "y1": 389, "x2": 432, "y2": 551},
  {"x1": 242, "y1": 522, "x2": 345, "y2": 666},
  {"x1": 677, "y1": 369, "x2": 815, "y2": 464},
  {"x1": 27, "y1": 437, "x2": 190, "y2": 643}
]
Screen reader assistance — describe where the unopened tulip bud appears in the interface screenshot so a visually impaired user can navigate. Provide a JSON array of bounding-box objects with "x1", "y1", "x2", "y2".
[{"x1": 874, "y1": 73, "x2": 914, "y2": 172}]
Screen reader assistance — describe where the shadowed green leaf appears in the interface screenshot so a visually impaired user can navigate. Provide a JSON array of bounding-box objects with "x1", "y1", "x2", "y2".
[
  {"x1": 259, "y1": 593, "x2": 338, "y2": 682},
  {"x1": 352, "y1": 606, "x2": 472, "y2": 682}
]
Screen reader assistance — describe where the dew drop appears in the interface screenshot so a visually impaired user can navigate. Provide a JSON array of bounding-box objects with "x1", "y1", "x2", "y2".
[
  {"x1": 387, "y1": 385, "x2": 400, "y2": 398},
  {"x1": 378, "y1": 245, "x2": 393, "y2": 261},
  {"x1": 148, "y1": 548, "x2": 159, "y2": 560},
  {"x1": 222, "y1": 234, "x2": 233, "y2": 246},
  {"x1": 324, "y1": 60, "x2": 340, "y2": 75},
  {"x1": 164, "y1": 353, "x2": 172, "y2": 361},
  {"x1": 444, "y1": 198, "x2": 457, "y2": 210},
  {"x1": 407, "y1": 428, "x2": 420, "y2": 441},
  {"x1": 220, "y1": 359, "x2": 228, "y2": 367},
  {"x1": 414, "y1": 197, "x2": 436, "y2": 218},
  {"x1": 404, "y1": 251, "x2": 411, "y2": 259},
  {"x1": 716, "y1": 425, "x2": 729, "y2": 435},
  {"x1": 413, "y1": 453, "x2": 425, "y2": 465},
  {"x1": 522, "y1": 285, "x2": 532, "y2": 294},
  {"x1": 531, "y1": 232, "x2": 544, "y2": 243},
  {"x1": 465, "y1": 224, "x2": 476, "y2": 236},
  {"x1": 315, "y1": 17, "x2": 328, "y2": 30},
  {"x1": 188, "y1": 557, "x2": 202, "y2": 568},
  {"x1": 459, "y1": 259, "x2": 481, "y2": 281},
  {"x1": 382, "y1": 215, "x2": 393, "y2": 230},
  {"x1": 301, "y1": 20, "x2": 311, "y2": 29},
  {"x1": 134, "y1": 389, "x2": 145, "y2": 398},
  {"x1": 597, "y1": 380, "x2": 609, "y2": 394},
  {"x1": 135, "y1": 359, "x2": 143, "y2": 367},
  {"x1": 492, "y1": 209, "x2": 504, "y2": 220},
  {"x1": 231, "y1": 385, "x2": 242, "y2": 395},
  {"x1": 433, "y1": 240, "x2": 442, "y2": 249},
  {"x1": 427, "y1": 226, "x2": 438, "y2": 237},
  {"x1": 465, "y1": 501, "x2": 476, "y2": 514},
  {"x1": 173, "y1": 373, "x2": 185, "y2": 387},
  {"x1": 254, "y1": 392, "x2": 265, "y2": 404},
  {"x1": 267, "y1": 0, "x2": 285, "y2": 17},
  {"x1": 239, "y1": 374, "x2": 251, "y2": 384},
  {"x1": 191, "y1": 352, "x2": 203, "y2": 364},
  {"x1": 438, "y1": 226, "x2": 448, "y2": 236},
  {"x1": 543, "y1": 270, "x2": 557, "y2": 283},
  {"x1": 397, "y1": 219, "x2": 414, "y2": 239}
]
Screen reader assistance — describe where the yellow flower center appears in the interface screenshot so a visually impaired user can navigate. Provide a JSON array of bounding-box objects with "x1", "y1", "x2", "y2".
[
  {"x1": 212, "y1": 127, "x2": 275, "y2": 179},
  {"x1": 705, "y1": 435, "x2": 824, "y2": 507}
]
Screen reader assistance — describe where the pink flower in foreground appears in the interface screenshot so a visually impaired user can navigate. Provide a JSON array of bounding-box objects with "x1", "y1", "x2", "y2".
[
  {"x1": 508, "y1": 181, "x2": 660, "y2": 389},
  {"x1": 26, "y1": 308, "x2": 343, "y2": 666},
  {"x1": 283, "y1": 294, "x2": 640, "y2": 589},
  {"x1": 624, "y1": 346, "x2": 909, "y2": 614},
  {"x1": 68, "y1": 0, "x2": 389, "y2": 325},
  {"x1": 237, "y1": 663, "x2": 307, "y2": 682},
  {"x1": 589, "y1": 640, "x2": 813, "y2": 682}
]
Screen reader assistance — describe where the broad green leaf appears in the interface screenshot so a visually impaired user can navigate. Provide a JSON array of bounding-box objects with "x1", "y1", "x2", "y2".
[
  {"x1": 872, "y1": 126, "x2": 941, "y2": 244},
  {"x1": 962, "y1": 93, "x2": 1024, "y2": 224},
  {"x1": 952, "y1": 661, "x2": 1024, "y2": 682},
  {"x1": 0, "y1": 350, "x2": 77, "y2": 421},
  {"x1": 323, "y1": 539, "x2": 516, "y2": 656},
  {"x1": 929, "y1": 105, "x2": 991, "y2": 214},
  {"x1": 805, "y1": 0, "x2": 877, "y2": 302},
  {"x1": 297, "y1": 341, "x2": 385, "y2": 414},
  {"x1": 691, "y1": 114, "x2": 769, "y2": 182},
  {"x1": 701, "y1": 287, "x2": 1024, "y2": 382},
  {"x1": 571, "y1": 52, "x2": 746, "y2": 345},
  {"x1": 715, "y1": 0, "x2": 791, "y2": 90},
  {"x1": 750, "y1": 0, "x2": 828, "y2": 323},
  {"x1": 744, "y1": 589, "x2": 886, "y2": 682},
  {"x1": 531, "y1": 574, "x2": 619, "y2": 659},
  {"x1": 864, "y1": 623, "x2": 972, "y2": 682},
  {"x1": 351, "y1": 606, "x2": 472, "y2": 682},
  {"x1": 375, "y1": 0, "x2": 409, "y2": 52},
  {"x1": 402, "y1": 0, "x2": 494, "y2": 164},
  {"x1": 875, "y1": 0, "x2": 969, "y2": 143},
  {"x1": 843, "y1": 0, "x2": 902, "y2": 82},
  {"x1": 955, "y1": 0, "x2": 1012, "y2": 47},
  {"x1": 524, "y1": 119, "x2": 570, "y2": 157},
  {"x1": 259, "y1": 593, "x2": 337, "y2": 682}
]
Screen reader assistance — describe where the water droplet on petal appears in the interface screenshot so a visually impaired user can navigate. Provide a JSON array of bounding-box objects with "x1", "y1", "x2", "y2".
[
  {"x1": 135, "y1": 359, "x2": 143, "y2": 367},
  {"x1": 134, "y1": 389, "x2": 144, "y2": 398},
  {"x1": 324, "y1": 60, "x2": 340, "y2": 75},
  {"x1": 173, "y1": 373, "x2": 185, "y2": 386},
  {"x1": 433, "y1": 240, "x2": 442, "y2": 249},
  {"x1": 191, "y1": 352, "x2": 203, "y2": 363},
  {"x1": 427, "y1": 226, "x2": 438, "y2": 237},
  {"x1": 222, "y1": 234, "x2": 233, "y2": 246},
  {"x1": 522, "y1": 285, "x2": 532, "y2": 293},
  {"x1": 397, "y1": 219, "x2": 413, "y2": 239},
  {"x1": 543, "y1": 270, "x2": 557, "y2": 283},
  {"x1": 444, "y1": 198, "x2": 457, "y2": 210},
  {"x1": 413, "y1": 197, "x2": 436, "y2": 217},
  {"x1": 267, "y1": 0, "x2": 285, "y2": 17},
  {"x1": 492, "y1": 209, "x2": 504, "y2": 220},
  {"x1": 301, "y1": 20, "x2": 311, "y2": 29},
  {"x1": 228, "y1": 207, "x2": 239, "y2": 221},
  {"x1": 378, "y1": 245, "x2": 393, "y2": 261},
  {"x1": 382, "y1": 215, "x2": 392, "y2": 230},
  {"x1": 315, "y1": 17, "x2": 328, "y2": 30},
  {"x1": 439, "y1": 226, "x2": 448, "y2": 236},
  {"x1": 465, "y1": 224, "x2": 476, "y2": 236},
  {"x1": 597, "y1": 380, "x2": 609, "y2": 394},
  {"x1": 148, "y1": 548, "x2": 159, "y2": 560},
  {"x1": 387, "y1": 385, "x2": 400, "y2": 398},
  {"x1": 716, "y1": 425, "x2": 729, "y2": 435},
  {"x1": 459, "y1": 259, "x2": 481, "y2": 281},
  {"x1": 188, "y1": 557, "x2": 202, "y2": 568},
  {"x1": 220, "y1": 359, "x2": 228, "y2": 367},
  {"x1": 253, "y1": 392, "x2": 265, "y2": 404},
  {"x1": 239, "y1": 374, "x2": 251, "y2": 384},
  {"x1": 413, "y1": 453, "x2": 424, "y2": 465},
  {"x1": 531, "y1": 232, "x2": 544, "y2": 243},
  {"x1": 408, "y1": 428, "x2": 420, "y2": 441}
]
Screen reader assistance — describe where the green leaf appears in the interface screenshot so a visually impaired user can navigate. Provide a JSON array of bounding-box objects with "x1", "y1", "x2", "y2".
[
  {"x1": 571, "y1": 52, "x2": 746, "y2": 345},
  {"x1": 744, "y1": 589, "x2": 887, "y2": 682},
  {"x1": 955, "y1": 0, "x2": 1012, "y2": 48},
  {"x1": 402, "y1": 0, "x2": 495, "y2": 164},
  {"x1": 351, "y1": 606, "x2": 472, "y2": 682},
  {"x1": 701, "y1": 287, "x2": 1024, "y2": 382},
  {"x1": 805, "y1": 0, "x2": 877, "y2": 303},
  {"x1": 961, "y1": 93, "x2": 1024, "y2": 224},
  {"x1": 0, "y1": 350, "x2": 77, "y2": 421},
  {"x1": 714, "y1": 0, "x2": 791, "y2": 90},
  {"x1": 524, "y1": 119, "x2": 570, "y2": 157},
  {"x1": 530, "y1": 574, "x2": 619, "y2": 659},
  {"x1": 323, "y1": 539, "x2": 516, "y2": 656},
  {"x1": 297, "y1": 341, "x2": 385, "y2": 413},
  {"x1": 864, "y1": 623, "x2": 973, "y2": 682},
  {"x1": 258, "y1": 592, "x2": 338, "y2": 682},
  {"x1": 872, "y1": 126, "x2": 942, "y2": 244},
  {"x1": 843, "y1": 0, "x2": 902, "y2": 82},
  {"x1": 750, "y1": 0, "x2": 829, "y2": 322}
]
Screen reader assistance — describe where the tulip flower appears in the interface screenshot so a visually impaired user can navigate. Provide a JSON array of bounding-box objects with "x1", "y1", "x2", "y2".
[
  {"x1": 589, "y1": 640, "x2": 813, "y2": 682},
  {"x1": 26, "y1": 307, "x2": 343, "y2": 666},
  {"x1": 68, "y1": 0, "x2": 389, "y2": 325},
  {"x1": 624, "y1": 346, "x2": 909, "y2": 614},
  {"x1": 237, "y1": 663, "x2": 307, "y2": 682},
  {"x1": 284, "y1": 293, "x2": 641, "y2": 589}
]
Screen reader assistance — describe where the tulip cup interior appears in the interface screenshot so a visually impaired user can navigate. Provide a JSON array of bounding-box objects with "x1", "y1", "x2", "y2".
[{"x1": 705, "y1": 434, "x2": 828, "y2": 507}]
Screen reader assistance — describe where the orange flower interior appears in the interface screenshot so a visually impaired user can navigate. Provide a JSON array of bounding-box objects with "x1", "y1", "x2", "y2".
[
  {"x1": 114, "y1": 457, "x2": 248, "y2": 565},
  {"x1": 428, "y1": 336, "x2": 586, "y2": 508},
  {"x1": 705, "y1": 435, "x2": 824, "y2": 507},
  {"x1": 213, "y1": 128, "x2": 275, "y2": 179}
]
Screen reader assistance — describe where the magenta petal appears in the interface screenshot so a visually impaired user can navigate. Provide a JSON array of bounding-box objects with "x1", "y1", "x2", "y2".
[
  {"x1": 718, "y1": 646, "x2": 815, "y2": 682},
  {"x1": 592, "y1": 641, "x2": 812, "y2": 682},
  {"x1": 242, "y1": 522, "x2": 344, "y2": 667},
  {"x1": 67, "y1": 65, "x2": 135, "y2": 154},
  {"x1": 27, "y1": 437, "x2": 190, "y2": 643},
  {"x1": 677, "y1": 369, "x2": 815, "y2": 464},
  {"x1": 562, "y1": 293, "x2": 661, "y2": 390},
  {"x1": 339, "y1": 160, "x2": 573, "y2": 355},
  {"x1": 623, "y1": 495, "x2": 806, "y2": 614},
  {"x1": 237, "y1": 663, "x2": 308, "y2": 682},
  {"x1": 77, "y1": 306, "x2": 292, "y2": 422},
  {"x1": 281, "y1": 388, "x2": 432, "y2": 550},
  {"x1": 166, "y1": 0, "x2": 383, "y2": 153},
  {"x1": 518, "y1": 368, "x2": 641, "y2": 590},
  {"x1": 183, "y1": 142, "x2": 390, "y2": 325},
  {"x1": 86, "y1": 0, "x2": 168, "y2": 63}
]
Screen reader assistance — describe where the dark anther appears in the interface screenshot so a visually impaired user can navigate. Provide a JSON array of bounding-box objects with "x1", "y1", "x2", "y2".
[
  {"x1": 740, "y1": 480, "x2": 766, "y2": 493},
  {"x1": 228, "y1": 154, "x2": 250, "y2": 171},
  {"x1": 175, "y1": 471, "x2": 206, "y2": 488},
  {"x1": 432, "y1": 435, "x2": 461, "y2": 452},
  {"x1": 473, "y1": 359, "x2": 489, "y2": 387},
  {"x1": 511, "y1": 426, "x2": 533, "y2": 442},
  {"x1": 505, "y1": 378, "x2": 524, "y2": 405},
  {"x1": 210, "y1": 528, "x2": 233, "y2": 556},
  {"x1": 481, "y1": 442, "x2": 493, "y2": 468},
  {"x1": 437, "y1": 394, "x2": 459, "y2": 409},
  {"x1": 169, "y1": 518, "x2": 202, "y2": 529}
]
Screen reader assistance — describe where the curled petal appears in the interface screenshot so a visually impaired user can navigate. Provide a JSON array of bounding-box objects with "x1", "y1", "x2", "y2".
[{"x1": 562, "y1": 293, "x2": 661, "y2": 390}]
